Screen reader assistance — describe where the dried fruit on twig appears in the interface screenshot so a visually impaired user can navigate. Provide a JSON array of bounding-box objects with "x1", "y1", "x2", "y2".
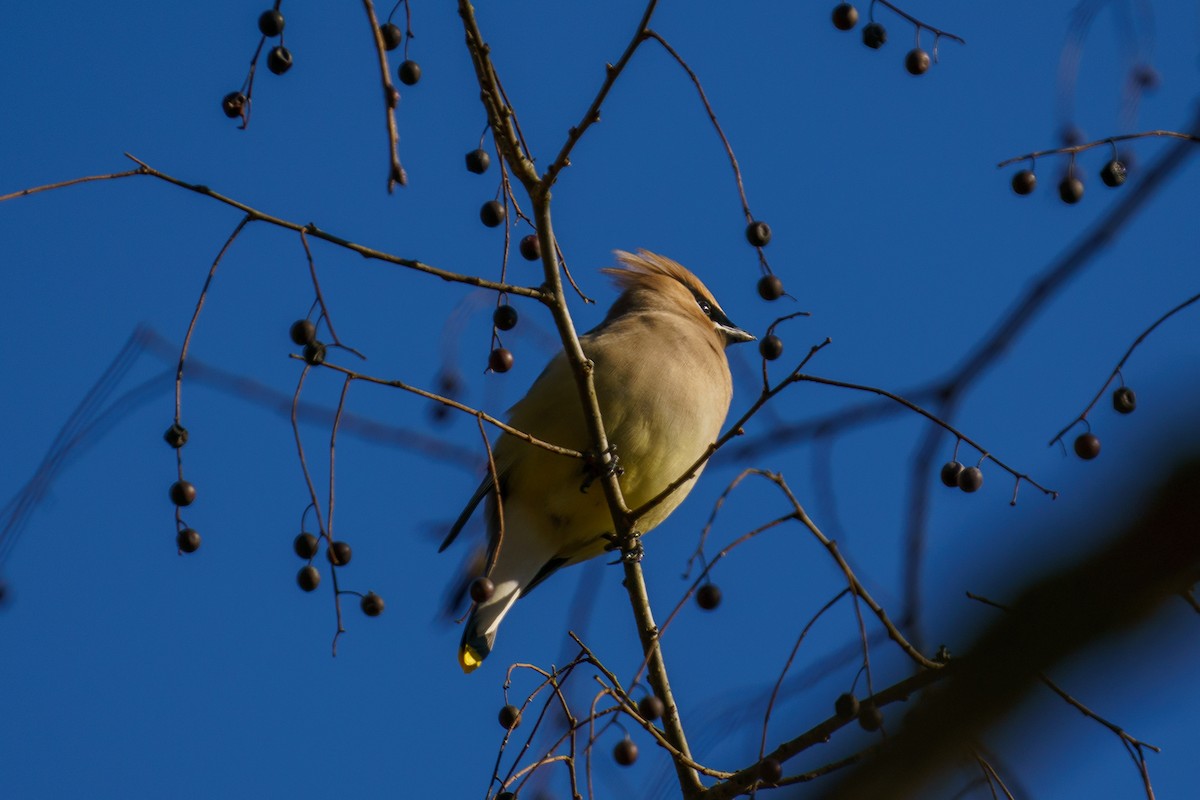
[
  {"x1": 360, "y1": 591, "x2": 385, "y2": 616},
  {"x1": 519, "y1": 234, "x2": 540, "y2": 261},
  {"x1": 613, "y1": 737, "x2": 638, "y2": 766},
  {"x1": 380, "y1": 23, "x2": 402, "y2": 51},
  {"x1": 489, "y1": 348, "x2": 514, "y2": 373},
  {"x1": 293, "y1": 532, "x2": 319, "y2": 559},
  {"x1": 398, "y1": 60, "x2": 421, "y2": 86},
  {"x1": 745, "y1": 220, "x2": 772, "y2": 247},
  {"x1": 757, "y1": 275, "x2": 784, "y2": 301},
  {"x1": 297, "y1": 565, "x2": 320, "y2": 591},
  {"x1": 759, "y1": 335, "x2": 783, "y2": 361},
  {"x1": 258, "y1": 9, "x2": 285, "y2": 37},
  {"x1": 637, "y1": 695, "x2": 665, "y2": 721},
  {"x1": 267, "y1": 46, "x2": 293, "y2": 76},
  {"x1": 905, "y1": 48, "x2": 930, "y2": 76},
  {"x1": 831, "y1": 4, "x2": 858, "y2": 31},
  {"x1": 498, "y1": 704, "x2": 522, "y2": 730},
  {"x1": 957, "y1": 466, "x2": 983, "y2": 493},
  {"x1": 1011, "y1": 169, "x2": 1037, "y2": 196},
  {"x1": 940, "y1": 461, "x2": 964, "y2": 488},
  {"x1": 696, "y1": 583, "x2": 722, "y2": 610},
  {"x1": 1074, "y1": 432, "x2": 1101, "y2": 460},
  {"x1": 176, "y1": 528, "x2": 201, "y2": 553},
  {"x1": 1112, "y1": 386, "x2": 1137, "y2": 414},
  {"x1": 469, "y1": 577, "x2": 495, "y2": 603},
  {"x1": 493, "y1": 305, "x2": 518, "y2": 331},
  {"x1": 835, "y1": 692, "x2": 860, "y2": 720},
  {"x1": 170, "y1": 480, "x2": 197, "y2": 507},
  {"x1": 326, "y1": 541, "x2": 352, "y2": 566},
  {"x1": 862, "y1": 22, "x2": 887, "y2": 49}
]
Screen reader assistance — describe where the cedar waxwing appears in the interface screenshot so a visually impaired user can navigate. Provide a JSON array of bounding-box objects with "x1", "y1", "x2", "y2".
[{"x1": 440, "y1": 249, "x2": 755, "y2": 673}]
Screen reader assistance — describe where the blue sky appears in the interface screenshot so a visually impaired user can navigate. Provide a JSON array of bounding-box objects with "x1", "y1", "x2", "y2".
[{"x1": 3, "y1": 1, "x2": 1200, "y2": 798}]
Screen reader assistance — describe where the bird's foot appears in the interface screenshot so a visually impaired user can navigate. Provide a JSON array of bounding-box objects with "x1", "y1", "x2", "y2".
[
  {"x1": 603, "y1": 529, "x2": 644, "y2": 564},
  {"x1": 580, "y1": 444, "x2": 623, "y2": 493}
]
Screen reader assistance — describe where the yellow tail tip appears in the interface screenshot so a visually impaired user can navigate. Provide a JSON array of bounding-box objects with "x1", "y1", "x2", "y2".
[{"x1": 459, "y1": 644, "x2": 484, "y2": 674}]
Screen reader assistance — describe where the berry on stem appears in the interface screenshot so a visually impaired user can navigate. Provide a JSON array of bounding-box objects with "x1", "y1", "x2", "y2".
[
  {"x1": 221, "y1": 92, "x2": 247, "y2": 119},
  {"x1": 398, "y1": 60, "x2": 421, "y2": 86},
  {"x1": 1011, "y1": 169, "x2": 1037, "y2": 196},
  {"x1": 519, "y1": 234, "x2": 540, "y2": 261},
  {"x1": 757, "y1": 275, "x2": 784, "y2": 301},
  {"x1": 480, "y1": 200, "x2": 506, "y2": 228},
  {"x1": 759, "y1": 335, "x2": 783, "y2": 361},
  {"x1": 469, "y1": 577, "x2": 495, "y2": 603},
  {"x1": 380, "y1": 23, "x2": 402, "y2": 51},
  {"x1": 293, "y1": 532, "x2": 319, "y2": 559},
  {"x1": 613, "y1": 738, "x2": 638, "y2": 766},
  {"x1": 832, "y1": 4, "x2": 858, "y2": 31},
  {"x1": 1074, "y1": 432, "x2": 1101, "y2": 460},
  {"x1": 905, "y1": 48, "x2": 930, "y2": 75},
  {"x1": 1101, "y1": 160, "x2": 1127, "y2": 187},
  {"x1": 939, "y1": 461, "x2": 964, "y2": 488},
  {"x1": 290, "y1": 319, "x2": 316, "y2": 346},
  {"x1": 957, "y1": 466, "x2": 983, "y2": 493},
  {"x1": 297, "y1": 565, "x2": 320, "y2": 592},
  {"x1": 745, "y1": 220, "x2": 772, "y2": 247},
  {"x1": 637, "y1": 695, "x2": 664, "y2": 721},
  {"x1": 267, "y1": 46, "x2": 293, "y2": 76},
  {"x1": 858, "y1": 702, "x2": 883, "y2": 731},
  {"x1": 835, "y1": 692, "x2": 860, "y2": 720},
  {"x1": 164, "y1": 423, "x2": 189, "y2": 449},
  {"x1": 361, "y1": 591, "x2": 385, "y2": 617},
  {"x1": 862, "y1": 22, "x2": 887, "y2": 48},
  {"x1": 696, "y1": 583, "x2": 722, "y2": 610},
  {"x1": 465, "y1": 149, "x2": 490, "y2": 174},
  {"x1": 759, "y1": 758, "x2": 783, "y2": 784},
  {"x1": 489, "y1": 348, "x2": 514, "y2": 373},
  {"x1": 326, "y1": 541, "x2": 352, "y2": 566},
  {"x1": 303, "y1": 342, "x2": 326, "y2": 366},
  {"x1": 258, "y1": 9, "x2": 285, "y2": 37},
  {"x1": 170, "y1": 480, "x2": 197, "y2": 507},
  {"x1": 493, "y1": 305, "x2": 518, "y2": 331},
  {"x1": 1112, "y1": 386, "x2": 1137, "y2": 414},
  {"x1": 498, "y1": 704, "x2": 522, "y2": 730},
  {"x1": 1059, "y1": 173, "x2": 1084, "y2": 204},
  {"x1": 176, "y1": 528, "x2": 201, "y2": 553}
]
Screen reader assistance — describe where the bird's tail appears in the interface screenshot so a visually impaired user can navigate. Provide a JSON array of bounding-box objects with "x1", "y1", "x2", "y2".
[{"x1": 459, "y1": 581, "x2": 521, "y2": 673}]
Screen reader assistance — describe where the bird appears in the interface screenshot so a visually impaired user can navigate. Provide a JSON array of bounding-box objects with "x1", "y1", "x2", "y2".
[{"x1": 440, "y1": 249, "x2": 755, "y2": 673}]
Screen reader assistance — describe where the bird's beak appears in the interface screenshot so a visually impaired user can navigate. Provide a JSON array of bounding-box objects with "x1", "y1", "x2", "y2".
[{"x1": 718, "y1": 322, "x2": 756, "y2": 344}]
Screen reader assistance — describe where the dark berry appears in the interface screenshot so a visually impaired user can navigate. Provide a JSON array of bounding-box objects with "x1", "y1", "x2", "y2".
[
  {"x1": 380, "y1": 22, "x2": 402, "y2": 51},
  {"x1": 176, "y1": 528, "x2": 201, "y2": 553},
  {"x1": 759, "y1": 335, "x2": 783, "y2": 361},
  {"x1": 293, "y1": 532, "x2": 319, "y2": 559},
  {"x1": 398, "y1": 60, "x2": 421, "y2": 86},
  {"x1": 258, "y1": 9, "x2": 285, "y2": 37},
  {"x1": 519, "y1": 233, "x2": 540, "y2": 261},
  {"x1": 861, "y1": 22, "x2": 887, "y2": 48},
  {"x1": 759, "y1": 758, "x2": 783, "y2": 784},
  {"x1": 290, "y1": 319, "x2": 316, "y2": 346},
  {"x1": 939, "y1": 461, "x2": 963, "y2": 488},
  {"x1": 498, "y1": 704, "x2": 522, "y2": 730},
  {"x1": 1011, "y1": 169, "x2": 1037, "y2": 196},
  {"x1": 1059, "y1": 174, "x2": 1084, "y2": 204},
  {"x1": 957, "y1": 466, "x2": 983, "y2": 493},
  {"x1": 326, "y1": 540, "x2": 352, "y2": 566},
  {"x1": 169, "y1": 480, "x2": 197, "y2": 507},
  {"x1": 858, "y1": 702, "x2": 883, "y2": 731},
  {"x1": 1074, "y1": 432, "x2": 1101, "y2": 460},
  {"x1": 480, "y1": 200, "x2": 506, "y2": 227},
  {"x1": 1100, "y1": 160, "x2": 1127, "y2": 187},
  {"x1": 297, "y1": 565, "x2": 321, "y2": 592},
  {"x1": 696, "y1": 583, "x2": 721, "y2": 610},
  {"x1": 637, "y1": 695, "x2": 665, "y2": 721},
  {"x1": 221, "y1": 91, "x2": 247, "y2": 119},
  {"x1": 360, "y1": 591, "x2": 385, "y2": 617},
  {"x1": 493, "y1": 305, "x2": 518, "y2": 331},
  {"x1": 465, "y1": 149, "x2": 490, "y2": 174},
  {"x1": 745, "y1": 220, "x2": 772, "y2": 247},
  {"x1": 303, "y1": 342, "x2": 326, "y2": 366},
  {"x1": 757, "y1": 275, "x2": 784, "y2": 301},
  {"x1": 831, "y1": 3, "x2": 858, "y2": 30},
  {"x1": 496, "y1": 794, "x2": 516, "y2": 800},
  {"x1": 267, "y1": 46, "x2": 293, "y2": 75},
  {"x1": 835, "y1": 692, "x2": 860, "y2": 720},
  {"x1": 164, "y1": 423, "x2": 189, "y2": 449},
  {"x1": 469, "y1": 577, "x2": 495, "y2": 603},
  {"x1": 613, "y1": 738, "x2": 638, "y2": 766},
  {"x1": 489, "y1": 348, "x2": 514, "y2": 373},
  {"x1": 905, "y1": 48, "x2": 930, "y2": 75},
  {"x1": 1112, "y1": 386, "x2": 1137, "y2": 414}
]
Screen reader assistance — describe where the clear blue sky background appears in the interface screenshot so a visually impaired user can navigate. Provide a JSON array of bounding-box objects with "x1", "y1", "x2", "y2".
[{"x1": 3, "y1": 2, "x2": 1199, "y2": 798}]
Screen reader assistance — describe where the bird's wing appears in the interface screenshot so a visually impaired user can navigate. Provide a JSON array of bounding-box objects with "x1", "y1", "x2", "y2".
[{"x1": 438, "y1": 473, "x2": 494, "y2": 552}]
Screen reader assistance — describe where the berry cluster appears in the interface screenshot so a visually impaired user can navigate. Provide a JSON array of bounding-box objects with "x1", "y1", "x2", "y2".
[
  {"x1": 163, "y1": 422, "x2": 202, "y2": 554},
  {"x1": 830, "y1": 3, "x2": 961, "y2": 77},
  {"x1": 1009, "y1": 155, "x2": 1128, "y2": 205},
  {"x1": 1069, "y1": 385, "x2": 1137, "y2": 462},
  {"x1": 834, "y1": 690, "x2": 884, "y2": 731}
]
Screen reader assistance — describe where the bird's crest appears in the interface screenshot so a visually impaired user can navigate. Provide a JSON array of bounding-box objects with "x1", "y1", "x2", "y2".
[{"x1": 604, "y1": 249, "x2": 719, "y2": 306}]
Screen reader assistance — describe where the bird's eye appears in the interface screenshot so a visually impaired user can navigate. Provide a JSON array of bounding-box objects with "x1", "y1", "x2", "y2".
[{"x1": 697, "y1": 299, "x2": 713, "y2": 317}]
